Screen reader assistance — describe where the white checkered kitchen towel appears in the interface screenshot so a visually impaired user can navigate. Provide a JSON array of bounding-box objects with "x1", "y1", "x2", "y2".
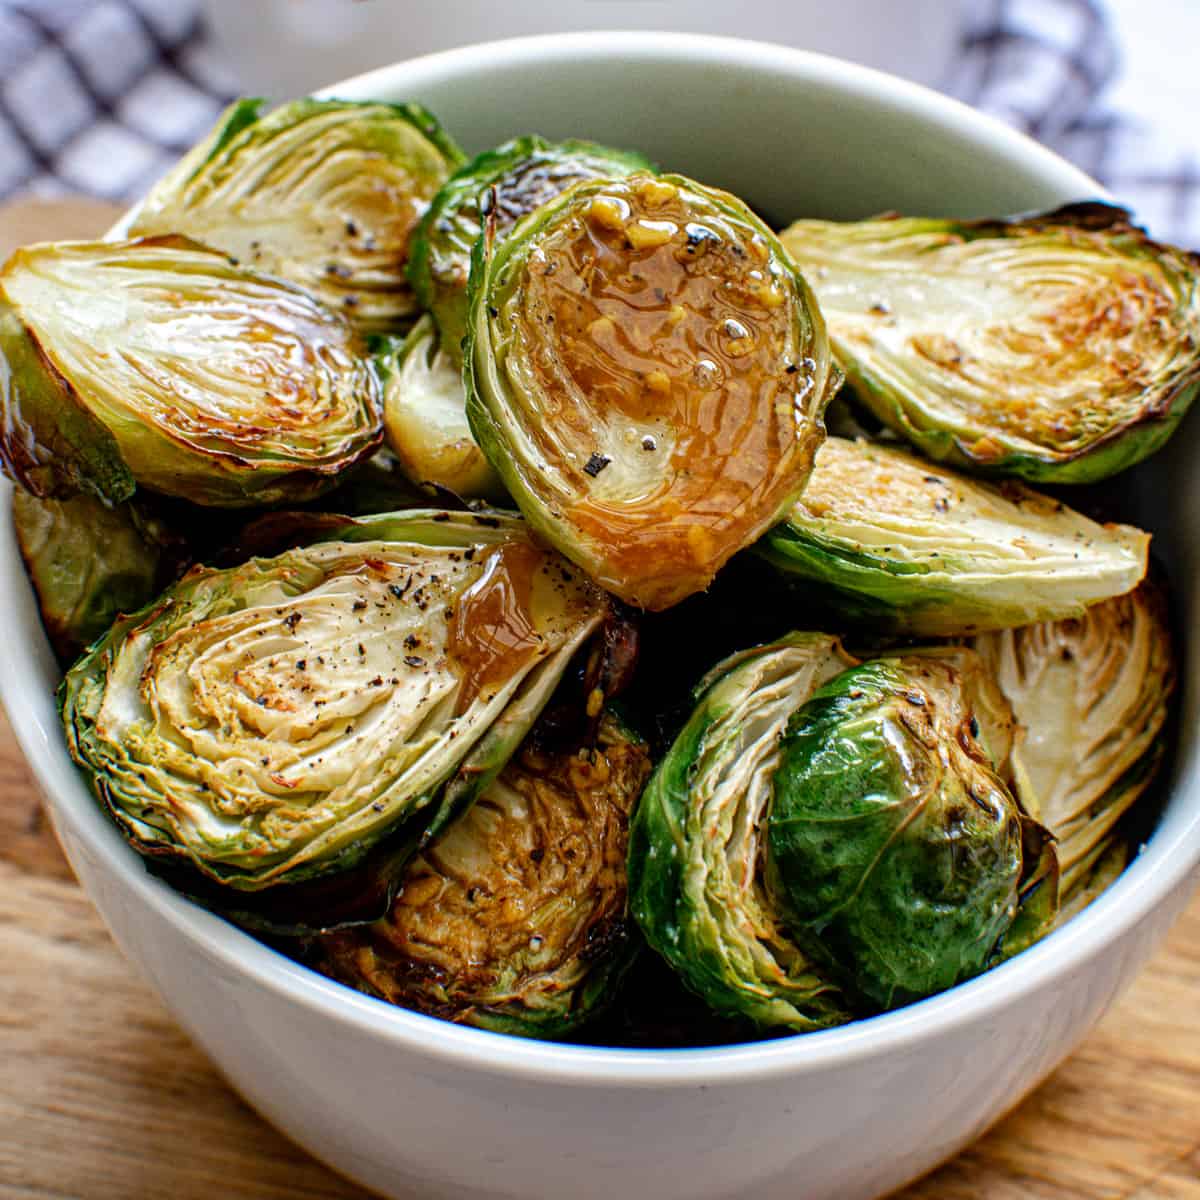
[{"x1": 0, "y1": 0, "x2": 1197, "y2": 249}]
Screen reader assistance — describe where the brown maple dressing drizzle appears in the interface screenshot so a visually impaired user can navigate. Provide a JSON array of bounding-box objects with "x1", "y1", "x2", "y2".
[
  {"x1": 516, "y1": 177, "x2": 818, "y2": 604},
  {"x1": 446, "y1": 539, "x2": 547, "y2": 713}
]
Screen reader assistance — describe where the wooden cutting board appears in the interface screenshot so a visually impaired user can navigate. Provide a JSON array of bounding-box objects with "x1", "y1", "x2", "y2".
[{"x1": 1, "y1": 199, "x2": 1197, "y2": 1200}]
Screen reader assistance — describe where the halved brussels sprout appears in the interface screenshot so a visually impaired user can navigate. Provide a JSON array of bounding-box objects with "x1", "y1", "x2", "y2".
[
  {"x1": 409, "y1": 134, "x2": 652, "y2": 357},
  {"x1": 13, "y1": 490, "x2": 184, "y2": 663},
  {"x1": 317, "y1": 712, "x2": 652, "y2": 1037},
  {"x1": 756, "y1": 436, "x2": 1149, "y2": 635},
  {"x1": 779, "y1": 204, "x2": 1200, "y2": 482},
  {"x1": 61, "y1": 510, "x2": 610, "y2": 890},
  {"x1": 766, "y1": 649, "x2": 1031, "y2": 1009},
  {"x1": 973, "y1": 583, "x2": 1174, "y2": 906},
  {"x1": 0, "y1": 237, "x2": 381, "y2": 507},
  {"x1": 378, "y1": 315, "x2": 505, "y2": 500},
  {"x1": 628, "y1": 633, "x2": 857, "y2": 1031},
  {"x1": 130, "y1": 98, "x2": 464, "y2": 332},
  {"x1": 631, "y1": 636, "x2": 1053, "y2": 1026},
  {"x1": 467, "y1": 173, "x2": 838, "y2": 610}
]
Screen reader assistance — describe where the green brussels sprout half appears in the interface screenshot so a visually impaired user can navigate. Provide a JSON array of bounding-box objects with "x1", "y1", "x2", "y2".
[
  {"x1": 973, "y1": 582, "x2": 1174, "y2": 909},
  {"x1": 317, "y1": 712, "x2": 652, "y2": 1037},
  {"x1": 766, "y1": 649, "x2": 1030, "y2": 1009},
  {"x1": 467, "y1": 173, "x2": 838, "y2": 610},
  {"x1": 0, "y1": 236, "x2": 382, "y2": 507},
  {"x1": 409, "y1": 134, "x2": 652, "y2": 357},
  {"x1": 130, "y1": 98, "x2": 465, "y2": 333},
  {"x1": 628, "y1": 633, "x2": 857, "y2": 1031},
  {"x1": 61, "y1": 510, "x2": 610, "y2": 890},
  {"x1": 756, "y1": 436, "x2": 1149, "y2": 635},
  {"x1": 377, "y1": 315, "x2": 505, "y2": 500},
  {"x1": 779, "y1": 204, "x2": 1200, "y2": 482},
  {"x1": 13, "y1": 490, "x2": 184, "y2": 664}
]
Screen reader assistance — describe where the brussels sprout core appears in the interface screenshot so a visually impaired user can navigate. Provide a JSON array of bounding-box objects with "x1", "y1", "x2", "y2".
[
  {"x1": 0, "y1": 237, "x2": 382, "y2": 507},
  {"x1": 319, "y1": 713, "x2": 652, "y2": 1036},
  {"x1": 468, "y1": 173, "x2": 836, "y2": 609},
  {"x1": 768, "y1": 652, "x2": 1026, "y2": 1008},
  {"x1": 61, "y1": 512, "x2": 608, "y2": 889}
]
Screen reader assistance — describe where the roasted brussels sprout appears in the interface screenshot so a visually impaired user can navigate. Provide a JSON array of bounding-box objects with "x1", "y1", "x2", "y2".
[
  {"x1": 317, "y1": 712, "x2": 651, "y2": 1037},
  {"x1": 130, "y1": 98, "x2": 464, "y2": 332},
  {"x1": 61, "y1": 511, "x2": 610, "y2": 890},
  {"x1": 467, "y1": 173, "x2": 838, "y2": 610},
  {"x1": 629, "y1": 633, "x2": 857, "y2": 1030},
  {"x1": 410, "y1": 134, "x2": 652, "y2": 358},
  {"x1": 378, "y1": 315, "x2": 504, "y2": 499},
  {"x1": 973, "y1": 583, "x2": 1174, "y2": 909},
  {"x1": 0, "y1": 237, "x2": 382, "y2": 507},
  {"x1": 766, "y1": 649, "x2": 1032, "y2": 1008},
  {"x1": 631, "y1": 636, "x2": 1053, "y2": 1025},
  {"x1": 756, "y1": 437, "x2": 1149, "y2": 635},
  {"x1": 779, "y1": 204, "x2": 1200, "y2": 482},
  {"x1": 13, "y1": 490, "x2": 184, "y2": 663}
]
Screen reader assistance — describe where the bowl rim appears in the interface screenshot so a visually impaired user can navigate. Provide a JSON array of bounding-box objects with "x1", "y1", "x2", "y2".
[{"x1": 8, "y1": 29, "x2": 1196, "y2": 1090}]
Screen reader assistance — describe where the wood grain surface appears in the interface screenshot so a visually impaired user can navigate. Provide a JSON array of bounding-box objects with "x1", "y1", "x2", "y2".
[{"x1": 1, "y1": 199, "x2": 1198, "y2": 1200}]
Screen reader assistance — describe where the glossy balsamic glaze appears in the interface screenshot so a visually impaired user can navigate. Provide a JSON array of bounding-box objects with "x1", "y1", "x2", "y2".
[
  {"x1": 446, "y1": 538, "x2": 548, "y2": 712},
  {"x1": 517, "y1": 176, "x2": 820, "y2": 605}
]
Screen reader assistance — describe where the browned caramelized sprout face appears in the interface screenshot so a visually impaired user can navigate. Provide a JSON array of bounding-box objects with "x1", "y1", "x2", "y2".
[
  {"x1": 317, "y1": 712, "x2": 652, "y2": 1036},
  {"x1": 130, "y1": 99, "x2": 465, "y2": 333},
  {"x1": 779, "y1": 204, "x2": 1200, "y2": 482},
  {"x1": 0, "y1": 237, "x2": 382, "y2": 507},
  {"x1": 466, "y1": 173, "x2": 838, "y2": 610},
  {"x1": 60, "y1": 511, "x2": 611, "y2": 890}
]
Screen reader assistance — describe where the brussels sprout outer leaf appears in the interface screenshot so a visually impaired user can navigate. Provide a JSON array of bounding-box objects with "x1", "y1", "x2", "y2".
[
  {"x1": 144, "y1": 816, "x2": 424, "y2": 937},
  {"x1": 629, "y1": 632, "x2": 857, "y2": 1030},
  {"x1": 317, "y1": 712, "x2": 652, "y2": 1037},
  {"x1": 378, "y1": 315, "x2": 506, "y2": 499},
  {"x1": 130, "y1": 98, "x2": 465, "y2": 332},
  {"x1": 757, "y1": 437, "x2": 1149, "y2": 636},
  {"x1": 0, "y1": 237, "x2": 383, "y2": 507},
  {"x1": 779, "y1": 204, "x2": 1200, "y2": 482},
  {"x1": 993, "y1": 813, "x2": 1060, "y2": 961},
  {"x1": 13, "y1": 490, "x2": 180, "y2": 663},
  {"x1": 0, "y1": 300, "x2": 134, "y2": 503},
  {"x1": 60, "y1": 511, "x2": 608, "y2": 890},
  {"x1": 466, "y1": 173, "x2": 837, "y2": 610},
  {"x1": 767, "y1": 656, "x2": 1025, "y2": 1009},
  {"x1": 409, "y1": 135, "x2": 653, "y2": 357}
]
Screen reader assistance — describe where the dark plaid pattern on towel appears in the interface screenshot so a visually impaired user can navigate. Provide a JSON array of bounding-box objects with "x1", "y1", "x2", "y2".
[
  {"x1": 0, "y1": 0, "x2": 234, "y2": 203},
  {"x1": 0, "y1": 0, "x2": 1196, "y2": 248},
  {"x1": 952, "y1": 0, "x2": 1200, "y2": 247}
]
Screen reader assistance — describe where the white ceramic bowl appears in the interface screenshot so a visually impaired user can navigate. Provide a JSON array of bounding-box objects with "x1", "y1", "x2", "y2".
[{"x1": 3, "y1": 32, "x2": 1197, "y2": 1200}]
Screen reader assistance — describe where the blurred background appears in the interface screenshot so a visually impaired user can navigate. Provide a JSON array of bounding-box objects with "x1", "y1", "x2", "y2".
[{"x1": 0, "y1": 0, "x2": 1196, "y2": 246}]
